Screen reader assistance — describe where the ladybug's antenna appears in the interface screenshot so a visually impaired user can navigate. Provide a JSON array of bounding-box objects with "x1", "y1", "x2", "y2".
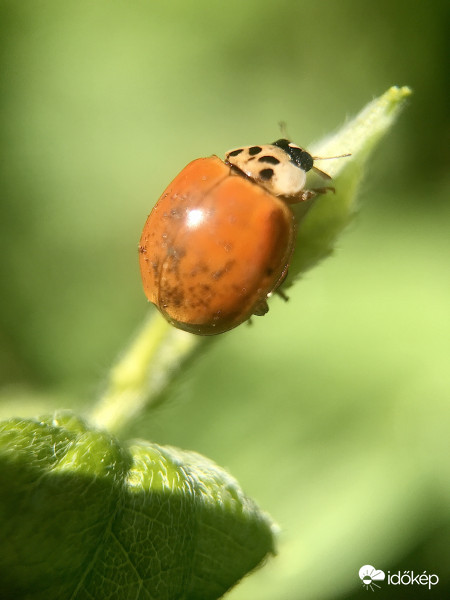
[
  {"x1": 312, "y1": 152, "x2": 352, "y2": 160},
  {"x1": 278, "y1": 121, "x2": 290, "y2": 139},
  {"x1": 312, "y1": 152, "x2": 351, "y2": 180}
]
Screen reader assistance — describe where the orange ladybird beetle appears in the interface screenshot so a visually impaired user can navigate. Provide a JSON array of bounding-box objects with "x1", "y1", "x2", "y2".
[{"x1": 139, "y1": 139, "x2": 345, "y2": 335}]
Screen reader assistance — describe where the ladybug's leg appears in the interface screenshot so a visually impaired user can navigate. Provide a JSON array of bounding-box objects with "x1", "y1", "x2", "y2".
[
  {"x1": 272, "y1": 267, "x2": 290, "y2": 302},
  {"x1": 251, "y1": 267, "x2": 289, "y2": 321},
  {"x1": 252, "y1": 299, "x2": 269, "y2": 317},
  {"x1": 276, "y1": 288, "x2": 289, "y2": 302},
  {"x1": 312, "y1": 185, "x2": 335, "y2": 196},
  {"x1": 292, "y1": 186, "x2": 335, "y2": 203}
]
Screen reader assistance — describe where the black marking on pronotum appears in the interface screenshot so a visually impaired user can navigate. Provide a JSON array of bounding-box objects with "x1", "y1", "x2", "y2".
[
  {"x1": 259, "y1": 168, "x2": 274, "y2": 180},
  {"x1": 258, "y1": 155, "x2": 280, "y2": 165},
  {"x1": 249, "y1": 146, "x2": 262, "y2": 156},
  {"x1": 228, "y1": 148, "x2": 243, "y2": 157}
]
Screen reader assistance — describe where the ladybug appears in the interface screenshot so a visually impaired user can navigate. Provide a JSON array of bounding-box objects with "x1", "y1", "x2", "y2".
[{"x1": 139, "y1": 139, "x2": 343, "y2": 335}]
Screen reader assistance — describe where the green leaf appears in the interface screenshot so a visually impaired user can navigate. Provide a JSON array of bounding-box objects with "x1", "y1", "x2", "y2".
[{"x1": 0, "y1": 413, "x2": 276, "y2": 600}]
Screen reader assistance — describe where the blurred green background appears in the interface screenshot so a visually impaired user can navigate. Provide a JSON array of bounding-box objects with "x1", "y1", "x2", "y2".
[{"x1": 0, "y1": 1, "x2": 449, "y2": 598}]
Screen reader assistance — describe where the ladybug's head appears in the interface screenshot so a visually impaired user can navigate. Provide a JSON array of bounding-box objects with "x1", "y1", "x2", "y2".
[{"x1": 272, "y1": 139, "x2": 314, "y2": 172}]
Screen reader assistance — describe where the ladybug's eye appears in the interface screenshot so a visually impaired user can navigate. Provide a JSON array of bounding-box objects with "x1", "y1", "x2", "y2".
[
  {"x1": 286, "y1": 147, "x2": 313, "y2": 172},
  {"x1": 272, "y1": 139, "x2": 313, "y2": 172},
  {"x1": 298, "y1": 151, "x2": 313, "y2": 172}
]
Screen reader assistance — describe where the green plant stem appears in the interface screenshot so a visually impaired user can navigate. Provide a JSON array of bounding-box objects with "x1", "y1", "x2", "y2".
[
  {"x1": 89, "y1": 311, "x2": 205, "y2": 434},
  {"x1": 89, "y1": 86, "x2": 411, "y2": 436}
]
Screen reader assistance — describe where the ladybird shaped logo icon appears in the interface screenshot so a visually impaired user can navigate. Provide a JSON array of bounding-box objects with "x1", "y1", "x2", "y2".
[{"x1": 359, "y1": 565, "x2": 386, "y2": 591}]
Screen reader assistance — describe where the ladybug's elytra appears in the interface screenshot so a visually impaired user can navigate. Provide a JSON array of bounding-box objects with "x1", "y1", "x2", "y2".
[{"x1": 139, "y1": 139, "x2": 345, "y2": 335}]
